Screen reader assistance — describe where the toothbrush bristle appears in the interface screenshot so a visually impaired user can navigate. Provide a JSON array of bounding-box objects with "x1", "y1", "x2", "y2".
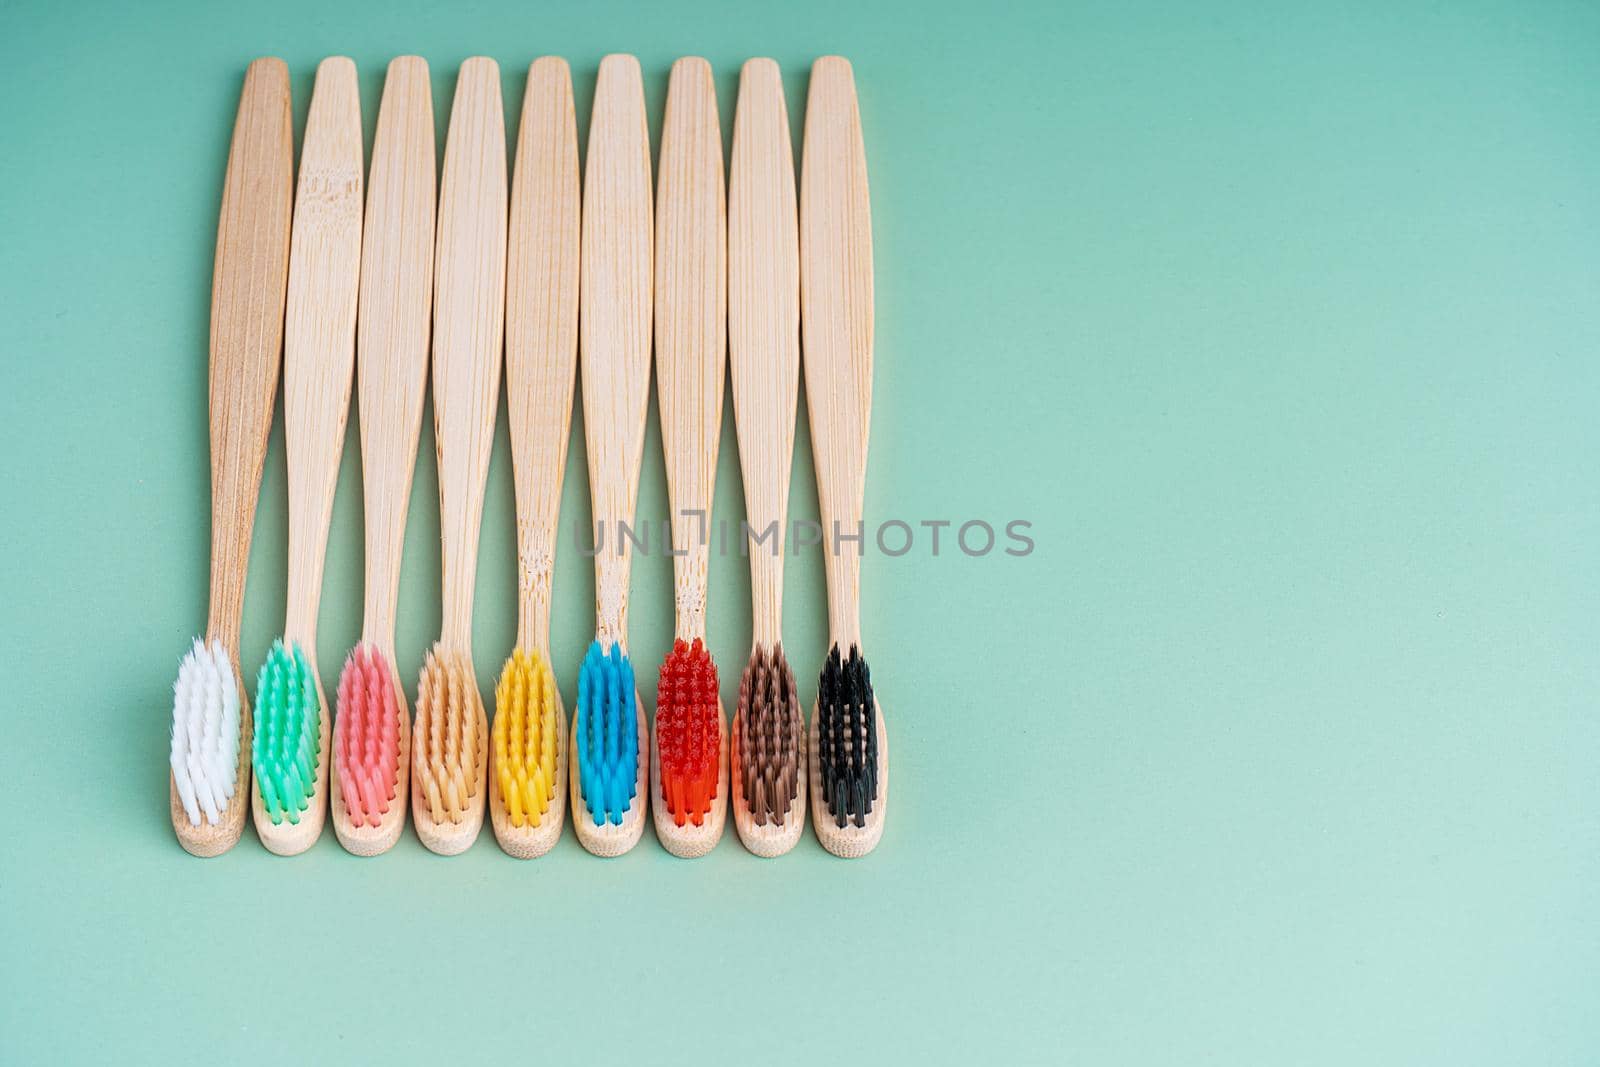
[
  {"x1": 169, "y1": 638, "x2": 242, "y2": 827},
  {"x1": 736, "y1": 643, "x2": 800, "y2": 826},
  {"x1": 493, "y1": 648, "x2": 559, "y2": 829},
  {"x1": 251, "y1": 639, "x2": 322, "y2": 825},
  {"x1": 333, "y1": 644, "x2": 400, "y2": 828},
  {"x1": 413, "y1": 644, "x2": 483, "y2": 825},
  {"x1": 817, "y1": 643, "x2": 878, "y2": 828},
  {"x1": 655, "y1": 638, "x2": 720, "y2": 827},
  {"x1": 576, "y1": 640, "x2": 640, "y2": 825}
]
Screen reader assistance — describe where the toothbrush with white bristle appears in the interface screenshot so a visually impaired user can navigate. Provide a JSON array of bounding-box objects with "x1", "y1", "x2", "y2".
[{"x1": 169, "y1": 58, "x2": 292, "y2": 857}]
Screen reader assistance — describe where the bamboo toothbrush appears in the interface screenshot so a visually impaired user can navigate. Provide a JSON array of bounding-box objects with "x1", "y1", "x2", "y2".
[
  {"x1": 801, "y1": 57, "x2": 888, "y2": 858},
  {"x1": 651, "y1": 57, "x2": 729, "y2": 858},
  {"x1": 411, "y1": 57, "x2": 506, "y2": 856},
  {"x1": 570, "y1": 54, "x2": 652, "y2": 857},
  {"x1": 250, "y1": 57, "x2": 363, "y2": 856},
  {"x1": 727, "y1": 58, "x2": 806, "y2": 858},
  {"x1": 168, "y1": 58, "x2": 292, "y2": 857},
  {"x1": 331, "y1": 57, "x2": 435, "y2": 857},
  {"x1": 490, "y1": 57, "x2": 579, "y2": 859}
]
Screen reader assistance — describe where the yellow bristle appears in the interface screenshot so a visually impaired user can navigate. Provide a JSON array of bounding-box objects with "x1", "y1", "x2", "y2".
[{"x1": 493, "y1": 648, "x2": 559, "y2": 828}]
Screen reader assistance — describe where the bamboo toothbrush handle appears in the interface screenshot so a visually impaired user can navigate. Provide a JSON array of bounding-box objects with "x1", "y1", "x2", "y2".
[
  {"x1": 433, "y1": 57, "x2": 507, "y2": 655},
  {"x1": 283, "y1": 57, "x2": 364, "y2": 647},
  {"x1": 801, "y1": 57, "x2": 873, "y2": 650},
  {"x1": 729, "y1": 58, "x2": 800, "y2": 649},
  {"x1": 357, "y1": 56, "x2": 436, "y2": 654},
  {"x1": 580, "y1": 54, "x2": 653, "y2": 649},
  {"x1": 656, "y1": 57, "x2": 726, "y2": 643},
  {"x1": 207, "y1": 58, "x2": 293, "y2": 655},
  {"x1": 506, "y1": 57, "x2": 579, "y2": 655}
]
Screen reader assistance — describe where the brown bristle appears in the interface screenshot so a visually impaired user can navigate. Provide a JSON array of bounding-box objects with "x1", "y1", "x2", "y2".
[
  {"x1": 735, "y1": 643, "x2": 800, "y2": 825},
  {"x1": 413, "y1": 645, "x2": 483, "y2": 825}
]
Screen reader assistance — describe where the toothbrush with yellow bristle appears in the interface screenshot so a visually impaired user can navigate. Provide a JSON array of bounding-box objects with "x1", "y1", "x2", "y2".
[
  {"x1": 329, "y1": 57, "x2": 435, "y2": 857},
  {"x1": 168, "y1": 57, "x2": 292, "y2": 857},
  {"x1": 410, "y1": 57, "x2": 506, "y2": 856},
  {"x1": 651, "y1": 57, "x2": 729, "y2": 858},
  {"x1": 801, "y1": 57, "x2": 888, "y2": 858},
  {"x1": 489, "y1": 57, "x2": 579, "y2": 859},
  {"x1": 250, "y1": 57, "x2": 364, "y2": 856},
  {"x1": 570, "y1": 54, "x2": 653, "y2": 858},
  {"x1": 726, "y1": 58, "x2": 807, "y2": 857}
]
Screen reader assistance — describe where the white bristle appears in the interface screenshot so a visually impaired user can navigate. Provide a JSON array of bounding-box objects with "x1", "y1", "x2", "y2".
[{"x1": 169, "y1": 638, "x2": 241, "y2": 827}]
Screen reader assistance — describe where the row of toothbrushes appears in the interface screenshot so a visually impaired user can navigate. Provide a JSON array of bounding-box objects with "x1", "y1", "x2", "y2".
[{"x1": 169, "y1": 53, "x2": 884, "y2": 862}]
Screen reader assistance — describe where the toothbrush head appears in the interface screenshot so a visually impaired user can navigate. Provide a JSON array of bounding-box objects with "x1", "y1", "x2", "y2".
[
  {"x1": 413, "y1": 644, "x2": 484, "y2": 825},
  {"x1": 576, "y1": 640, "x2": 640, "y2": 826},
  {"x1": 817, "y1": 643, "x2": 878, "y2": 828},
  {"x1": 170, "y1": 638, "x2": 242, "y2": 827},
  {"x1": 334, "y1": 644, "x2": 400, "y2": 828},
  {"x1": 252, "y1": 639, "x2": 322, "y2": 825},
  {"x1": 493, "y1": 648, "x2": 558, "y2": 828},
  {"x1": 736, "y1": 643, "x2": 800, "y2": 826},
  {"x1": 655, "y1": 638, "x2": 720, "y2": 827}
]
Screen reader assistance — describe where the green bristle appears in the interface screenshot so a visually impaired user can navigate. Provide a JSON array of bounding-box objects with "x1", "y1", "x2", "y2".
[{"x1": 251, "y1": 639, "x2": 321, "y2": 825}]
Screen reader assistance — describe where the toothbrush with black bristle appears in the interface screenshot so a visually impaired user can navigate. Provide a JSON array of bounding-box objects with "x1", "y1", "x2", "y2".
[
  {"x1": 570, "y1": 54, "x2": 653, "y2": 857},
  {"x1": 651, "y1": 56, "x2": 730, "y2": 858},
  {"x1": 168, "y1": 58, "x2": 292, "y2": 857},
  {"x1": 250, "y1": 57, "x2": 364, "y2": 856},
  {"x1": 329, "y1": 56, "x2": 435, "y2": 857},
  {"x1": 800, "y1": 56, "x2": 888, "y2": 857},
  {"x1": 726, "y1": 58, "x2": 807, "y2": 857}
]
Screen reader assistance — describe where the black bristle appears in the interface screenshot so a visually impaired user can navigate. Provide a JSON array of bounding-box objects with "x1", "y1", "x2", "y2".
[{"x1": 817, "y1": 642, "x2": 878, "y2": 828}]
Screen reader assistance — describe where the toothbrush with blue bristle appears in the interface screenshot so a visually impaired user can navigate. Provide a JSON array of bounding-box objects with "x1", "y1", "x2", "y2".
[{"x1": 569, "y1": 54, "x2": 653, "y2": 857}]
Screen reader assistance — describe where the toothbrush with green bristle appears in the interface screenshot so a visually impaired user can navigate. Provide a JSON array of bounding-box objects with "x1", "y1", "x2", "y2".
[
  {"x1": 168, "y1": 57, "x2": 292, "y2": 858},
  {"x1": 250, "y1": 57, "x2": 364, "y2": 855}
]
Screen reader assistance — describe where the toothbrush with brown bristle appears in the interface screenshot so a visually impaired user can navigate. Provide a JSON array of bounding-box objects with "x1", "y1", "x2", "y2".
[
  {"x1": 490, "y1": 56, "x2": 579, "y2": 859},
  {"x1": 411, "y1": 56, "x2": 506, "y2": 856},
  {"x1": 251, "y1": 56, "x2": 364, "y2": 856},
  {"x1": 801, "y1": 56, "x2": 888, "y2": 857},
  {"x1": 570, "y1": 53, "x2": 652, "y2": 857},
  {"x1": 168, "y1": 57, "x2": 292, "y2": 857},
  {"x1": 330, "y1": 56, "x2": 435, "y2": 857},
  {"x1": 651, "y1": 56, "x2": 729, "y2": 859},
  {"x1": 727, "y1": 58, "x2": 806, "y2": 858}
]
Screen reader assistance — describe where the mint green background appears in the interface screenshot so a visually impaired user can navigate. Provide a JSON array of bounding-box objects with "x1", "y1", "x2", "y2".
[{"x1": 3, "y1": 0, "x2": 1597, "y2": 1063}]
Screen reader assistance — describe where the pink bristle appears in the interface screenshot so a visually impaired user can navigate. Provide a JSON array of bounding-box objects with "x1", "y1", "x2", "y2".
[{"x1": 335, "y1": 643, "x2": 401, "y2": 826}]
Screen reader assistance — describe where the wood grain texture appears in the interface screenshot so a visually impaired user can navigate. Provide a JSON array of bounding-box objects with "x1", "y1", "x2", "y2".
[
  {"x1": 652, "y1": 57, "x2": 729, "y2": 858},
  {"x1": 332, "y1": 55, "x2": 434, "y2": 857},
  {"x1": 172, "y1": 57, "x2": 290, "y2": 857},
  {"x1": 492, "y1": 56, "x2": 579, "y2": 860},
  {"x1": 432, "y1": 56, "x2": 507, "y2": 656},
  {"x1": 412, "y1": 56, "x2": 505, "y2": 855},
  {"x1": 255, "y1": 56, "x2": 363, "y2": 856},
  {"x1": 655, "y1": 56, "x2": 727, "y2": 643},
  {"x1": 727, "y1": 58, "x2": 806, "y2": 858},
  {"x1": 801, "y1": 56, "x2": 873, "y2": 651},
  {"x1": 506, "y1": 56, "x2": 580, "y2": 657},
  {"x1": 580, "y1": 53, "x2": 653, "y2": 650},
  {"x1": 729, "y1": 57, "x2": 801, "y2": 651},
  {"x1": 800, "y1": 56, "x2": 887, "y2": 858}
]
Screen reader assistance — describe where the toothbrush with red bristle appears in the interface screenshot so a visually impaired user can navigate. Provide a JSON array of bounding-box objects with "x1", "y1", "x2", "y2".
[
  {"x1": 168, "y1": 58, "x2": 292, "y2": 857},
  {"x1": 727, "y1": 58, "x2": 806, "y2": 857},
  {"x1": 801, "y1": 57, "x2": 888, "y2": 857},
  {"x1": 651, "y1": 57, "x2": 729, "y2": 858},
  {"x1": 330, "y1": 57, "x2": 435, "y2": 857},
  {"x1": 250, "y1": 57, "x2": 364, "y2": 856}
]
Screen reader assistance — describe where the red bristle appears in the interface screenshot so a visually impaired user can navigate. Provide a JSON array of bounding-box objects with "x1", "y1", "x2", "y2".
[{"x1": 656, "y1": 637, "x2": 720, "y2": 825}]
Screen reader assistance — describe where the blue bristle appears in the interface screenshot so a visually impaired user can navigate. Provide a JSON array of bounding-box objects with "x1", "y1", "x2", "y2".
[{"x1": 576, "y1": 640, "x2": 639, "y2": 824}]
